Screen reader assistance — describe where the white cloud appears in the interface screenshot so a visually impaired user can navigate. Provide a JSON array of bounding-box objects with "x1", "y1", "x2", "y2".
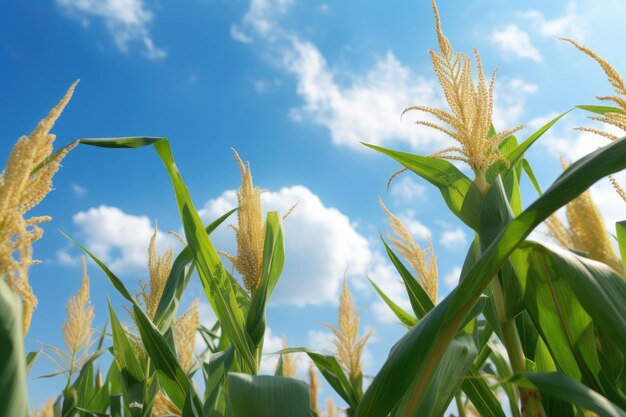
[
  {"x1": 439, "y1": 228, "x2": 467, "y2": 251},
  {"x1": 388, "y1": 176, "x2": 428, "y2": 203},
  {"x1": 71, "y1": 183, "x2": 87, "y2": 198},
  {"x1": 519, "y1": 3, "x2": 588, "y2": 40},
  {"x1": 443, "y1": 266, "x2": 462, "y2": 288},
  {"x1": 199, "y1": 185, "x2": 372, "y2": 306},
  {"x1": 307, "y1": 329, "x2": 335, "y2": 353},
  {"x1": 234, "y1": 0, "x2": 539, "y2": 154},
  {"x1": 284, "y1": 42, "x2": 444, "y2": 151},
  {"x1": 230, "y1": 25, "x2": 253, "y2": 44},
  {"x1": 232, "y1": 0, "x2": 293, "y2": 42},
  {"x1": 491, "y1": 24, "x2": 542, "y2": 62},
  {"x1": 58, "y1": 205, "x2": 179, "y2": 275},
  {"x1": 56, "y1": 0, "x2": 165, "y2": 59}
]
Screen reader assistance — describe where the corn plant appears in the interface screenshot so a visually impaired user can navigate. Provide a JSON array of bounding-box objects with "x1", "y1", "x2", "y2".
[{"x1": 3, "y1": 1, "x2": 626, "y2": 416}]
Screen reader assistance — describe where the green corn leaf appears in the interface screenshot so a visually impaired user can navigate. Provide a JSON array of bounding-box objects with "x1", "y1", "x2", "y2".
[
  {"x1": 461, "y1": 371, "x2": 507, "y2": 417},
  {"x1": 226, "y1": 373, "x2": 311, "y2": 417},
  {"x1": 0, "y1": 280, "x2": 29, "y2": 417},
  {"x1": 576, "y1": 105, "x2": 626, "y2": 115},
  {"x1": 521, "y1": 241, "x2": 626, "y2": 407},
  {"x1": 26, "y1": 349, "x2": 43, "y2": 374},
  {"x1": 69, "y1": 236, "x2": 200, "y2": 411},
  {"x1": 381, "y1": 237, "x2": 434, "y2": 319},
  {"x1": 364, "y1": 143, "x2": 481, "y2": 229},
  {"x1": 615, "y1": 221, "x2": 626, "y2": 265},
  {"x1": 79, "y1": 137, "x2": 256, "y2": 373},
  {"x1": 153, "y1": 208, "x2": 237, "y2": 332},
  {"x1": 487, "y1": 110, "x2": 571, "y2": 182},
  {"x1": 202, "y1": 347, "x2": 235, "y2": 416},
  {"x1": 522, "y1": 159, "x2": 543, "y2": 196},
  {"x1": 511, "y1": 372, "x2": 626, "y2": 417},
  {"x1": 354, "y1": 136, "x2": 626, "y2": 417},
  {"x1": 280, "y1": 348, "x2": 359, "y2": 408},
  {"x1": 395, "y1": 332, "x2": 478, "y2": 417},
  {"x1": 368, "y1": 277, "x2": 416, "y2": 328},
  {"x1": 107, "y1": 300, "x2": 145, "y2": 417}
]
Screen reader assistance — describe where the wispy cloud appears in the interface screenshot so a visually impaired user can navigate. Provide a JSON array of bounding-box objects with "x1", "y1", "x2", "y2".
[
  {"x1": 519, "y1": 3, "x2": 588, "y2": 40},
  {"x1": 56, "y1": 0, "x2": 166, "y2": 59},
  {"x1": 491, "y1": 24, "x2": 542, "y2": 62}
]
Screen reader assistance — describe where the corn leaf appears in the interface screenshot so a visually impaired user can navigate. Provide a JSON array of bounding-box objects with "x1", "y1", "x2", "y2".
[
  {"x1": 354, "y1": 136, "x2": 626, "y2": 417},
  {"x1": 576, "y1": 105, "x2": 626, "y2": 115},
  {"x1": 615, "y1": 221, "x2": 626, "y2": 265},
  {"x1": 381, "y1": 237, "x2": 433, "y2": 319},
  {"x1": 395, "y1": 332, "x2": 478, "y2": 416},
  {"x1": 153, "y1": 207, "x2": 237, "y2": 332},
  {"x1": 226, "y1": 373, "x2": 311, "y2": 417},
  {"x1": 281, "y1": 347, "x2": 359, "y2": 408},
  {"x1": 364, "y1": 143, "x2": 480, "y2": 229},
  {"x1": 79, "y1": 137, "x2": 256, "y2": 372},
  {"x1": 0, "y1": 280, "x2": 29, "y2": 417},
  {"x1": 511, "y1": 372, "x2": 626, "y2": 417},
  {"x1": 368, "y1": 277, "x2": 416, "y2": 328},
  {"x1": 487, "y1": 110, "x2": 571, "y2": 182}
]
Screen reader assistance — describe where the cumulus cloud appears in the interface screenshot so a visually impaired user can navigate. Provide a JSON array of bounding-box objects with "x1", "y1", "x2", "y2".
[
  {"x1": 56, "y1": 0, "x2": 165, "y2": 59},
  {"x1": 491, "y1": 24, "x2": 542, "y2": 62},
  {"x1": 58, "y1": 205, "x2": 179, "y2": 275},
  {"x1": 199, "y1": 185, "x2": 372, "y2": 306}
]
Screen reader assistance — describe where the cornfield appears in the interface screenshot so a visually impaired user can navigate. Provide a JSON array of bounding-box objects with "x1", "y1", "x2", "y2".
[{"x1": 3, "y1": 2, "x2": 626, "y2": 417}]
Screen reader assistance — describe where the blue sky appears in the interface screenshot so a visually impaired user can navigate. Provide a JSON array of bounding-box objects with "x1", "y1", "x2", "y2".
[{"x1": 3, "y1": 0, "x2": 626, "y2": 411}]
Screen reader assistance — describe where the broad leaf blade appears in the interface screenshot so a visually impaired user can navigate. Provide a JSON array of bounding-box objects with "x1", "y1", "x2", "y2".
[
  {"x1": 226, "y1": 373, "x2": 311, "y2": 417},
  {"x1": 355, "y1": 137, "x2": 626, "y2": 417}
]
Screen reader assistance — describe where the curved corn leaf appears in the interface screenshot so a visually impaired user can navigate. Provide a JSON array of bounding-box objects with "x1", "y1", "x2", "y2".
[
  {"x1": 381, "y1": 237, "x2": 433, "y2": 319},
  {"x1": 486, "y1": 110, "x2": 571, "y2": 183},
  {"x1": 576, "y1": 105, "x2": 625, "y2": 115},
  {"x1": 67, "y1": 235, "x2": 200, "y2": 412},
  {"x1": 355, "y1": 136, "x2": 626, "y2": 417},
  {"x1": 280, "y1": 347, "x2": 359, "y2": 408},
  {"x1": 511, "y1": 372, "x2": 626, "y2": 417},
  {"x1": 79, "y1": 137, "x2": 256, "y2": 373},
  {"x1": 364, "y1": 143, "x2": 480, "y2": 229},
  {"x1": 153, "y1": 207, "x2": 237, "y2": 332},
  {"x1": 368, "y1": 277, "x2": 416, "y2": 328}
]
